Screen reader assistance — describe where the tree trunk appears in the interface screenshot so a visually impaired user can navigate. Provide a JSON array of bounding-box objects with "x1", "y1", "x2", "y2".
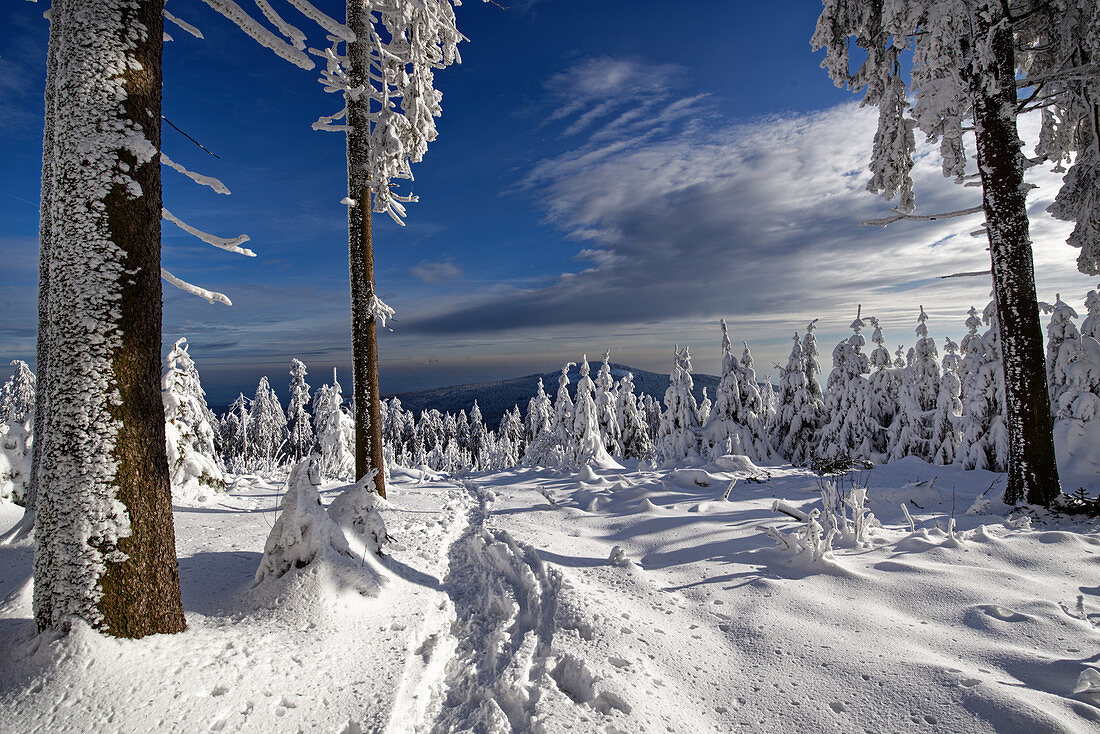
[
  {"x1": 346, "y1": 0, "x2": 386, "y2": 498},
  {"x1": 33, "y1": 0, "x2": 185, "y2": 637},
  {"x1": 969, "y1": 8, "x2": 1061, "y2": 506}
]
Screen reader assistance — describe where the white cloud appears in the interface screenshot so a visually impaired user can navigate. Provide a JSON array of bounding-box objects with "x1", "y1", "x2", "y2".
[
  {"x1": 410, "y1": 260, "x2": 464, "y2": 283},
  {"x1": 400, "y1": 56, "x2": 1097, "y2": 377}
]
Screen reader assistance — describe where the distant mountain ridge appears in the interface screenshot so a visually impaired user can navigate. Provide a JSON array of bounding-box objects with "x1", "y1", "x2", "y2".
[{"x1": 384, "y1": 362, "x2": 721, "y2": 429}]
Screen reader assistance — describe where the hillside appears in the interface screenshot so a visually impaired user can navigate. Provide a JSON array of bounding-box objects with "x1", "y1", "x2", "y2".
[{"x1": 384, "y1": 363, "x2": 722, "y2": 428}]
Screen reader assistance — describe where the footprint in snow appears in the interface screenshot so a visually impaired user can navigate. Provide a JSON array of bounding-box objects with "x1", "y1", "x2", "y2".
[{"x1": 977, "y1": 604, "x2": 1030, "y2": 622}]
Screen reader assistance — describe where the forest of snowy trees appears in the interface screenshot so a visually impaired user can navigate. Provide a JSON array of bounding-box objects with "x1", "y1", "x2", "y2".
[{"x1": 5, "y1": 285, "x2": 1098, "y2": 507}]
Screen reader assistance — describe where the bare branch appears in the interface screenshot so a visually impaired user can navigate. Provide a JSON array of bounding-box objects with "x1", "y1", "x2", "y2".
[
  {"x1": 939, "y1": 270, "x2": 991, "y2": 279},
  {"x1": 860, "y1": 204, "x2": 984, "y2": 227}
]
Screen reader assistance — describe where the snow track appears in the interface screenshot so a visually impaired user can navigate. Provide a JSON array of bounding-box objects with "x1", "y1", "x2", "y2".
[{"x1": 425, "y1": 480, "x2": 563, "y2": 734}]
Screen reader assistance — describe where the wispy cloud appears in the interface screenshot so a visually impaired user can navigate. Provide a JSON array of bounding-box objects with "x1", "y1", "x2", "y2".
[
  {"x1": 401, "y1": 56, "x2": 1094, "y2": 369},
  {"x1": 410, "y1": 259, "x2": 464, "y2": 283}
]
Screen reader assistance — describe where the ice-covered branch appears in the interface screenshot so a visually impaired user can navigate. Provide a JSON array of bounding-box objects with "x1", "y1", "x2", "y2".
[
  {"x1": 368, "y1": 293, "x2": 395, "y2": 330},
  {"x1": 163, "y1": 9, "x2": 204, "y2": 39},
  {"x1": 253, "y1": 0, "x2": 307, "y2": 50},
  {"x1": 161, "y1": 153, "x2": 230, "y2": 194},
  {"x1": 161, "y1": 268, "x2": 232, "y2": 306},
  {"x1": 939, "y1": 270, "x2": 991, "y2": 280},
  {"x1": 285, "y1": 0, "x2": 354, "y2": 42},
  {"x1": 199, "y1": 0, "x2": 314, "y2": 69},
  {"x1": 860, "y1": 205, "x2": 984, "y2": 227},
  {"x1": 162, "y1": 208, "x2": 256, "y2": 256}
]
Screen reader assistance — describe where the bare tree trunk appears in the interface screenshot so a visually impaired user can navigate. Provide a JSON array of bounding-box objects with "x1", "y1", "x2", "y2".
[
  {"x1": 346, "y1": 0, "x2": 386, "y2": 498},
  {"x1": 969, "y1": 7, "x2": 1062, "y2": 506},
  {"x1": 33, "y1": 0, "x2": 185, "y2": 637}
]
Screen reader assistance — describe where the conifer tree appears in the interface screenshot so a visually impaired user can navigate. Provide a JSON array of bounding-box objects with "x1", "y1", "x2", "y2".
[
  {"x1": 595, "y1": 350, "x2": 623, "y2": 456},
  {"x1": 249, "y1": 377, "x2": 288, "y2": 464},
  {"x1": 468, "y1": 401, "x2": 491, "y2": 471},
  {"x1": 1043, "y1": 295, "x2": 1082, "y2": 412},
  {"x1": 287, "y1": 358, "x2": 314, "y2": 461},
  {"x1": 574, "y1": 356, "x2": 615, "y2": 466},
  {"x1": 0, "y1": 361, "x2": 36, "y2": 424},
  {"x1": 818, "y1": 307, "x2": 875, "y2": 462},
  {"x1": 932, "y1": 337, "x2": 963, "y2": 465},
  {"x1": 811, "y1": 0, "x2": 1089, "y2": 504},
  {"x1": 772, "y1": 326, "x2": 826, "y2": 465},
  {"x1": 33, "y1": 0, "x2": 184, "y2": 637},
  {"x1": 1082, "y1": 285, "x2": 1100, "y2": 341},
  {"x1": 314, "y1": 370, "x2": 355, "y2": 479},
  {"x1": 957, "y1": 303, "x2": 1010, "y2": 472},
  {"x1": 866, "y1": 317, "x2": 900, "y2": 456},
  {"x1": 162, "y1": 338, "x2": 224, "y2": 502},
  {"x1": 526, "y1": 378, "x2": 553, "y2": 446},
  {"x1": 617, "y1": 372, "x2": 653, "y2": 461},
  {"x1": 525, "y1": 363, "x2": 576, "y2": 467},
  {"x1": 656, "y1": 346, "x2": 703, "y2": 462},
  {"x1": 887, "y1": 307, "x2": 940, "y2": 461}
]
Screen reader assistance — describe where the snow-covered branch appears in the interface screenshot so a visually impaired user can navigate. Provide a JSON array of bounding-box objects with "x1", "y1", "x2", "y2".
[
  {"x1": 162, "y1": 208, "x2": 256, "y2": 256},
  {"x1": 161, "y1": 267, "x2": 232, "y2": 306},
  {"x1": 199, "y1": 0, "x2": 314, "y2": 69},
  {"x1": 163, "y1": 9, "x2": 204, "y2": 39},
  {"x1": 860, "y1": 205, "x2": 984, "y2": 228},
  {"x1": 368, "y1": 293, "x2": 395, "y2": 330},
  {"x1": 161, "y1": 153, "x2": 230, "y2": 195}
]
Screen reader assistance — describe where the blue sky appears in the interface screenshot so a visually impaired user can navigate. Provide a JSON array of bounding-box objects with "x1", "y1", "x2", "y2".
[{"x1": 1, "y1": 0, "x2": 1096, "y2": 407}]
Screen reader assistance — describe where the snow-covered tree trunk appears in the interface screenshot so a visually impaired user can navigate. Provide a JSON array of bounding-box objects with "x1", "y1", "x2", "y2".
[
  {"x1": 34, "y1": 0, "x2": 184, "y2": 636},
  {"x1": 968, "y1": 7, "x2": 1059, "y2": 505},
  {"x1": 346, "y1": 0, "x2": 386, "y2": 499}
]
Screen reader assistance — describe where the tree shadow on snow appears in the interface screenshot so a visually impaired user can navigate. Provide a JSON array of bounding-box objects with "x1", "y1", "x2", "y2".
[{"x1": 178, "y1": 550, "x2": 263, "y2": 617}]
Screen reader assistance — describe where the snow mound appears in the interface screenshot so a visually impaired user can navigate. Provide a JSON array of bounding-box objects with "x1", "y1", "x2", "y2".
[
  {"x1": 327, "y1": 471, "x2": 389, "y2": 556},
  {"x1": 254, "y1": 458, "x2": 383, "y2": 597},
  {"x1": 713, "y1": 453, "x2": 763, "y2": 474}
]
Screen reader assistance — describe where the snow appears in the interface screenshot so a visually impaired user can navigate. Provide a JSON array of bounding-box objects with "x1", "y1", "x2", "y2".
[{"x1": 1, "y1": 459, "x2": 1097, "y2": 732}]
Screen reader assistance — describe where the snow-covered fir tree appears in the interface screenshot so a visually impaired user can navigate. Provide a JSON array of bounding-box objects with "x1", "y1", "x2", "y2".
[
  {"x1": 525, "y1": 378, "x2": 553, "y2": 446},
  {"x1": 957, "y1": 302, "x2": 1009, "y2": 472},
  {"x1": 1082, "y1": 285, "x2": 1100, "y2": 340},
  {"x1": 772, "y1": 326, "x2": 825, "y2": 465},
  {"x1": 467, "y1": 401, "x2": 491, "y2": 471},
  {"x1": 931, "y1": 337, "x2": 963, "y2": 465},
  {"x1": 866, "y1": 317, "x2": 900, "y2": 456},
  {"x1": 616, "y1": 372, "x2": 653, "y2": 461},
  {"x1": 656, "y1": 346, "x2": 703, "y2": 462},
  {"x1": 222, "y1": 393, "x2": 251, "y2": 469},
  {"x1": 706, "y1": 321, "x2": 768, "y2": 462},
  {"x1": 817, "y1": 307, "x2": 875, "y2": 462},
  {"x1": 314, "y1": 370, "x2": 356, "y2": 479},
  {"x1": 595, "y1": 351, "x2": 623, "y2": 457},
  {"x1": 574, "y1": 356, "x2": 615, "y2": 466},
  {"x1": 525, "y1": 362, "x2": 577, "y2": 467},
  {"x1": 1043, "y1": 295, "x2": 1082, "y2": 413},
  {"x1": 698, "y1": 388, "x2": 712, "y2": 427},
  {"x1": 249, "y1": 376, "x2": 289, "y2": 465},
  {"x1": 1, "y1": 360, "x2": 36, "y2": 423},
  {"x1": 287, "y1": 358, "x2": 314, "y2": 461},
  {"x1": 162, "y1": 338, "x2": 224, "y2": 502},
  {"x1": 642, "y1": 393, "x2": 663, "y2": 445},
  {"x1": 887, "y1": 307, "x2": 940, "y2": 462},
  {"x1": 492, "y1": 405, "x2": 526, "y2": 469}
]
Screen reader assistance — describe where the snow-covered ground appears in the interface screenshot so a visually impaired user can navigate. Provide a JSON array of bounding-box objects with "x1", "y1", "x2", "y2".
[{"x1": 1, "y1": 460, "x2": 1098, "y2": 733}]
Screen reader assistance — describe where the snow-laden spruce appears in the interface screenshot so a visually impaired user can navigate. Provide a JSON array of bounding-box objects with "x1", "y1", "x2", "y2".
[
  {"x1": 616, "y1": 372, "x2": 652, "y2": 461},
  {"x1": 956, "y1": 303, "x2": 1009, "y2": 473},
  {"x1": 573, "y1": 356, "x2": 618, "y2": 468},
  {"x1": 887, "y1": 307, "x2": 940, "y2": 462},
  {"x1": 866, "y1": 317, "x2": 901, "y2": 456},
  {"x1": 771, "y1": 323, "x2": 825, "y2": 466},
  {"x1": 705, "y1": 320, "x2": 770, "y2": 463},
  {"x1": 656, "y1": 346, "x2": 704, "y2": 462},
  {"x1": 249, "y1": 376, "x2": 288, "y2": 467},
  {"x1": 525, "y1": 363, "x2": 577, "y2": 468},
  {"x1": 0, "y1": 361, "x2": 35, "y2": 423},
  {"x1": 931, "y1": 337, "x2": 963, "y2": 466},
  {"x1": 817, "y1": 307, "x2": 875, "y2": 463},
  {"x1": 313, "y1": 370, "x2": 356, "y2": 480},
  {"x1": 287, "y1": 358, "x2": 314, "y2": 462},
  {"x1": 595, "y1": 351, "x2": 623, "y2": 457},
  {"x1": 162, "y1": 338, "x2": 225, "y2": 504}
]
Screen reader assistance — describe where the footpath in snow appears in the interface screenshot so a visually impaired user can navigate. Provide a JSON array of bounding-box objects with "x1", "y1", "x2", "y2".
[{"x1": 0, "y1": 459, "x2": 1099, "y2": 733}]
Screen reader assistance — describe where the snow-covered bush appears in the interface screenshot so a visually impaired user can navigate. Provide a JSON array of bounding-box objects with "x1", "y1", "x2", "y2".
[
  {"x1": 764, "y1": 507, "x2": 834, "y2": 562},
  {"x1": 327, "y1": 470, "x2": 389, "y2": 556},
  {"x1": 254, "y1": 457, "x2": 382, "y2": 596}
]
